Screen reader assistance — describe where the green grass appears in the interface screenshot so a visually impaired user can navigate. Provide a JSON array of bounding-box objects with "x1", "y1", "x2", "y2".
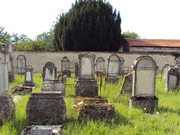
[{"x1": 0, "y1": 73, "x2": 180, "y2": 135}]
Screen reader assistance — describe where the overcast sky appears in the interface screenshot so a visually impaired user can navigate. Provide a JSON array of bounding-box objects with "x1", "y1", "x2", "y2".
[{"x1": 0, "y1": 0, "x2": 180, "y2": 39}]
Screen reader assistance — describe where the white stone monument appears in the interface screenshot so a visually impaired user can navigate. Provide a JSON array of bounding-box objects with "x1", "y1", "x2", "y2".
[{"x1": 129, "y1": 56, "x2": 158, "y2": 113}]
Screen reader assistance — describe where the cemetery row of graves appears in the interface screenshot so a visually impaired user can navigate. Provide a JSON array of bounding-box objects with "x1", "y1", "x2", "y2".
[{"x1": 0, "y1": 44, "x2": 180, "y2": 134}]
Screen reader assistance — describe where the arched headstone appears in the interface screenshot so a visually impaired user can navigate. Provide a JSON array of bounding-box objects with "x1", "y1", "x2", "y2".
[
  {"x1": 175, "y1": 57, "x2": 180, "y2": 65},
  {"x1": 129, "y1": 56, "x2": 158, "y2": 113},
  {"x1": 17, "y1": 55, "x2": 26, "y2": 74},
  {"x1": 61, "y1": 56, "x2": 71, "y2": 77},
  {"x1": 96, "y1": 57, "x2": 105, "y2": 71},
  {"x1": 43, "y1": 62, "x2": 57, "y2": 81}
]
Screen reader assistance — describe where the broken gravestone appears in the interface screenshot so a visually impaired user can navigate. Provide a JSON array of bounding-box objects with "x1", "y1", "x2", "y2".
[{"x1": 120, "y1": 73, "x2": 132, "y2": 94}]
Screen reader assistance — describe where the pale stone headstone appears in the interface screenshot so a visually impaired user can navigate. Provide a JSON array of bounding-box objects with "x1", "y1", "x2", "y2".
[
  {"x1": 165, "y1": 66, "x2": 178, "y2": 91},
  {"x1": 96, "y1": 57, "x2": 105, "y2": 71},
  {"x1": 8, "y1": 54, "x2": 14, "y2": 82},
  {"x1": 17, "y1": 55, "x2": 26, "y2": 74},
  {"x1": 43, "y1": 62, "x2": 57, "y2": 81},
  {"x1": 75, "y1": 53, "x2": 98, "y2": 97},
  {"x1": 129, "y1": 56, "x2": 158, "y2": 113},
  {"x1": 23, "y1": 67, "x2": 35, "y2": 87},
  {"x1": 61, "y1": 56, "x2": 70, "y2": 71},
  {"x1": 175, "y1": 57, "x2": 180, "y2": 65}
]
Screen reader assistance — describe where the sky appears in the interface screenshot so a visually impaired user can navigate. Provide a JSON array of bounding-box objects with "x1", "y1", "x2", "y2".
[{"x1": 0, "y1": 0, "x2": 180, "y2": 39}]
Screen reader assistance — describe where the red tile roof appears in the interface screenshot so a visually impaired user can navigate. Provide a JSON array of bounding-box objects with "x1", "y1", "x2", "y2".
[{"x1": 125, "y1": 38, "x2": 180, "y2": 48}]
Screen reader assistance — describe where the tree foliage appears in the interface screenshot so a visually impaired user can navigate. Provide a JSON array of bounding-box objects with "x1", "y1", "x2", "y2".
[
  {"x1": 54, "y1": 0, "x2": 121, "y2": 51},
  {"x1": 122, "y1": 31, "x2": 140, "y2": 38}
]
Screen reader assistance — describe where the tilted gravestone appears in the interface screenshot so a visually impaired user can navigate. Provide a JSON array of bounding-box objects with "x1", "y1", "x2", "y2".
[
  {"x1": 96, "y1": 57, "x2": 105, "y2": 71},
  {"x1": 175, "y1": 57, "x2": 180, "y2": 65},
  {"x1": 129, "y1": 56, "x2": 158, "y2": 113},
  {"x1": 120, "y1": 73, "x2": 132, "y2": 94},
  {"x1": 23, "y1": 66, "x2": 35, "y2": 87},
  {"x1": 75, "y1": 53, "x2": 98, "y2": 97},
  {"x1": 17, "y1": 55, "x2": 26, "y2": 74},
  {"x1": 61, "y1": 56, "x2": 71, "y2": 77},
  {"x1": 165, "y1": 66, "x2": 178, "y2": 91},
  {"x1": 43, "y1": 62, "x2": 57, "y2": 81},
  {"x1": 105, "y1": 54, "x2": 124, "y2": 83}
]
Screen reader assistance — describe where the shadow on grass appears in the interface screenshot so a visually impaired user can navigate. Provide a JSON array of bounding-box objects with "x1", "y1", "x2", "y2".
[
  {"x1": 158, "y1": 107, "x2": 180, "y2": 115},
  {"x1": 113, "y1": 112, "x2": 130, "y2": 125}
]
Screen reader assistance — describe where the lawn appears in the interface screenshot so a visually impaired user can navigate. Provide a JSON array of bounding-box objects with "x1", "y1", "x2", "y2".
[{"x1": 0, "y1": 73, "x2": 179, "y2": 135}]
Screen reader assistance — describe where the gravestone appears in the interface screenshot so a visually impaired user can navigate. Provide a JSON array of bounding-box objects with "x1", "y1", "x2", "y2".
[
  {"x1": 23, "y1": 67, "x2": 35, "y2": 87},
  {"x1": 165, "y1": 66, "x2": 178, "y2": 91},
  {"x1": 43, "y1": 62, "x2": 57, "y2": 81},
  {"x1": 8, "y1": 54, "x2": 14, "y2": 82},
  {"x1": 61, "y1": 56, "x2": 71, "y2": 77},
  {"x1": 175, "y1": 57, "x2": 180, "y2": 65},
  {"x1": 120, "y1": 73, "x2": 132, "y2": 94},
  {"x1": 17, "y1": 55, "x2": 26, "y2": 74},
  {"x1": 26, "y1": 91, "x2": 66, "y2": 125},
  {"x1": 105, "y1": 54, "x2": 122, "y2": 83},
  {"x1": 176, "y1": 65, "x2": 180, "y2": 89},
  {"x1": 96, "y1": 57, "x2": 105, "y2": 71},
  {"x1": 129, "y1": 56, "x2": 158, "y2": 113},
  {"x1": 75, "y1": 62, "x2": 79, "y2": 78},
  {"x1": 119, "y1": 57, "x2": 125, "y2": 75},
  {"x1": 75, "y1": 53, "x2": 98, "y2": 97}
]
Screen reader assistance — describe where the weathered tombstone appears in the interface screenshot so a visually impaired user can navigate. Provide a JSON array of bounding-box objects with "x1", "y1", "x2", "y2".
[
  {"x1": 176, "y1": 65, "x2": 180, "y2": 89},
  {"x1": 17, "y1": 55, "x2": 26, "y2": 74},
  {"x1": 120, "y1": 73, "x2": 132, "y2": 94},
  {"x1": 165, "y1": 66, "x2": 178, "y2": 91},
  {"x1": 8, "y1": 54, "x2": 14, "y2": 82},
  {"x1": 23, "y1": 66, "x2": 35, "y2": 87},
  {"x1": 105, "y1": 54, "x2": 121, "y2": 83},
  {"x1": 129, "y1": 56, "x2": 158, "y2": 113},
  {"x1": 75, "y1": 62, "x2": 79, "y2": 78},
  {"x1": 42, "y1": 80, "x2": 66, "y2": 96},
  {"x1": 43, "y1": 62, "x2": 57, "y2": 81},
  {"x1": 163, "y1": 65, "x2": 174, "y2": 83},
  {"x1": 61, "y1": 56, "x2": 71, "y2": 77},
  {"x1": 119, "y1": 56, "x2": 125, "y2": 75},
  {"x1": 175, "y1": 57, "x2": 180, "y2": 65},
  {"x1": 75, "y1": 53, "x2": 98, "y2": 97},
  {"x1": 26, "y1": 91, "x2": 66, "y2": 125},
  {"x1": 96, "y1": 57, "x2": 105, "y2": 71}
]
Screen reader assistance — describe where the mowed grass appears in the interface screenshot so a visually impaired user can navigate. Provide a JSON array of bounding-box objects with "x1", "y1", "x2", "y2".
[{"x1": 0, "y1": 73, "x2": 180, "y2": 135}]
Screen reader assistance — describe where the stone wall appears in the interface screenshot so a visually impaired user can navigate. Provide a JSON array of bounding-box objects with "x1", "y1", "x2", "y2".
[{"x1": 11, "y1": 51, "x2": 175, "y2": 73}]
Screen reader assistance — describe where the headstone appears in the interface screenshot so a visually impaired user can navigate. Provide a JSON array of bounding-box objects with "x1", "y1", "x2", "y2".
[
  {"x1": 17, "y1": 55, "x2": 26, "y2": 74},
  {"x1": 23, "y1": 67, "x2": 35, "y2": 87},
  {"x1": 42, "y1": 80, "x2": 66, "y2": 96},
  {"x1": 61, "y1": 56, "x2": 71, "y2": 77},
  {"x1": 75, "y1": 53, "x2": 98, "y2": 97},
  {"x1": 96, "y1": 57, "x2": 105, "y2": 71},
  {"x1": 165, "y1": 66, "x2": 178, "y2": 91},
  {"x1": 43, "y1": 62, "x2": 57, "y2": 81},
  {"x1": 26, "y1": 91, "x2": 66, "y2": 125},
  {"x1": 120, "y1": 73, "x2": 132, "y2": 94},
  {"x1": 75, "y1": 62, "x2": 79, "y2": 78},
  {"x1": 119, "y1": 56, "x2": 125, "y2": 75},
  {"x1": 176, "y1": 65, "x2": 180, "y2": 89},
  {"x1": 129, "y1": 56, "x2": 158, "y2": 113},
  {"x1": 8, "y1": 54, "x2": 14, "y2": 82},
  {"x1": 105, "y1": 54, "x2": 122, "y2": 83},
  {"x1": 175, "y1": 57, "x2": 180, "y2": 65}
]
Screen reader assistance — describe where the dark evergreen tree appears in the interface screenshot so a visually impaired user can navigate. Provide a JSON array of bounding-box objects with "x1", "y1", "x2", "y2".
[{"x1": 54, "y1": 0, "x2": 121, "y2": 51}]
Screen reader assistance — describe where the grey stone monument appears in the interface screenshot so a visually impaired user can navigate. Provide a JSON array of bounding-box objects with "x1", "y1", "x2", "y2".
[
  {"x1": 105, "y1": 54, "x2": 121, "y2": 83},
  {"x1": 120, "y1": 73, "x2": 132, "y2": 94},
  {"x1": 75, "y1": 53, "x2": 98, "y2": 97},
  {"x1": 17, "y1": 55, "x2": 26, "y2": 74},
  {"x1": 8, "y1": 55, "x2": 14, "y2": 82},
  {"x1": 61, "y1": 56, "x2": 71, "y2": 77},
  {"x1": 96, "y1": 57, "x2": 105, "y2": 71},
  {"x1": 23, "y1": 66, "x2": 35, "y2": 87},
  {"x1": 26, "y1": 91, "x2": 66, "y2": 125},
  {"x1": 43, "y1": 62, "x2": 57, "y2": 81},
  {"x1": 165, "y1": 66, "x2": 178, "y2": 91},
  {"x1": 175, "y1": 57, "x2": 180, "y2": 65},
  {"x1": 75, "y1": 62, "x2": 79, "y2": 78},
  {"x1": 129, "y1": 56, "x2": 158, "y2": 113}
]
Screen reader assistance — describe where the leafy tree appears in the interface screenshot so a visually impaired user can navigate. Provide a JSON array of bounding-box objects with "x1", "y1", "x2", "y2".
[
  {"x1": 54, "y1": 0, "x2": 121, "y2": 51},
  {"x1": 0, "y1": 27, "x2": 11, "y2": 43},
  {"x1": 122, "y1": 31, "x2": 140, "y2": 38}
]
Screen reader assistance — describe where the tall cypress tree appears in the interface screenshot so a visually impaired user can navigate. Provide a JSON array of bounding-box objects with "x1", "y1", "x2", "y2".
[{"x1": 54, "y1": 0, "x2": 121, "y2": 51}]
